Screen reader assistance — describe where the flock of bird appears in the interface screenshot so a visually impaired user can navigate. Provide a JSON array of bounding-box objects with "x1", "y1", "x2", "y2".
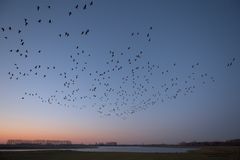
[{"x1": 0, "y1": 1, "x2": 238, "y2": 119}]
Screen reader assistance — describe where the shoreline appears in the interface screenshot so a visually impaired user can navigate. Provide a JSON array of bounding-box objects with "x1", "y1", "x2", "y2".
[
  {"x1": 0, "y1": 146, "x2": 239, "y2": 160},
  {"x1": 0, "y1": 144, "x2": 97, "y2": 150}
]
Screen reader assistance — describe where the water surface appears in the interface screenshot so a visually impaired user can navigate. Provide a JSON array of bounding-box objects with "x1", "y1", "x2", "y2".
[{"x1": 0, "y1": 146, "x2": 198, "y2": 153}]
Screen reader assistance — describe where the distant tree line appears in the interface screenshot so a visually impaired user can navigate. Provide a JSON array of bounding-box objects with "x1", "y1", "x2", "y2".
[{"x1": 179, "y1": 139, "x2": 240, "y2": 146}]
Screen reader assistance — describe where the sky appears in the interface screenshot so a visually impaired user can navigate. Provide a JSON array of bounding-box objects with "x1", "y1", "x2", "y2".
[{"x1": 0, "y1": 0, "x2": 240, "y2": 144}]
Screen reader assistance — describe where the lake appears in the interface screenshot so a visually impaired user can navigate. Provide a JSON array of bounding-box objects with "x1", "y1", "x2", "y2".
[
  {"x1": 72, "y1": 146, "x2": 198, "y2": 153},
  {"x1": 0, "y1": 146, "x2": 198, "y2": 153}
]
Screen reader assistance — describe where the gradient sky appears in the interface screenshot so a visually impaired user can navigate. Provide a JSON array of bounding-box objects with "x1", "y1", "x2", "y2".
[{"x1": 0, "y1": 0, "x2": 240, "y2": 144}]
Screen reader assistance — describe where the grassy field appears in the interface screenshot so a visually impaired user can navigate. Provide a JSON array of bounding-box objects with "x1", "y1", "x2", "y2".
[{"x1": 0, "y1": 146, "x2": 239, "y2": 160}]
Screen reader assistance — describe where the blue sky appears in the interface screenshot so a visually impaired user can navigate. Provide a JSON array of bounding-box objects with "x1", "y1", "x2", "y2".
[{"x1": 0, "y1": 0, "x2": 240, "y2": 144}]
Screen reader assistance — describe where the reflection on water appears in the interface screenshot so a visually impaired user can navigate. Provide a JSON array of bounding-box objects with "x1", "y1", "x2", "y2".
[
  {"x1": 0, "y1": 146, "x2": 198, "y2": 153},
  {"x1": 73, "y1": 146, "x2": 198, "y2": 153}
]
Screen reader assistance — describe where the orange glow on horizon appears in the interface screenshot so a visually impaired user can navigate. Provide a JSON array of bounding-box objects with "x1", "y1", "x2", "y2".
[{"x1": 0, "y1": 126, "x2": 122, "y2": 144}]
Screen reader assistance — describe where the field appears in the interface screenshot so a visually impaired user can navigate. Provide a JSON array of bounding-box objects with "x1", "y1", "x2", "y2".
[{"x1": 0, "y1": 146, "x2": 239, "y2": 160}]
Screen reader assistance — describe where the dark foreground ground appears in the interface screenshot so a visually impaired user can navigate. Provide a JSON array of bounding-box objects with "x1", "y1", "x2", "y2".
[{"x1": 0, "y1": 146, "x2": 239, "y2": 160}]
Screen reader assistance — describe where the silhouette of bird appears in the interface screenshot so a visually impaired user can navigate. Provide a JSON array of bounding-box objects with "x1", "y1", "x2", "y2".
[{"x1": 85, "y1": 29, "x2": 89, "y2": 35}]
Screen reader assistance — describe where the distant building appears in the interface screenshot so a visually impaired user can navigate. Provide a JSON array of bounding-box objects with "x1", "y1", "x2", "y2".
[
  {"x1": 105, "y1": 142, "x2": 117, "y2": 146},
  {"x1": 7, "y1": 139, "x2": 72, "y2": 145},
  {"x1": 95, "y1": 142, "x2": 118, "y2": 146}
]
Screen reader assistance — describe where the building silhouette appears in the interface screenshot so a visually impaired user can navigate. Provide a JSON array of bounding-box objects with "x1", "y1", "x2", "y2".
[{"x1": 7, "y1": 139, "x2": 72, "y2": 145}]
